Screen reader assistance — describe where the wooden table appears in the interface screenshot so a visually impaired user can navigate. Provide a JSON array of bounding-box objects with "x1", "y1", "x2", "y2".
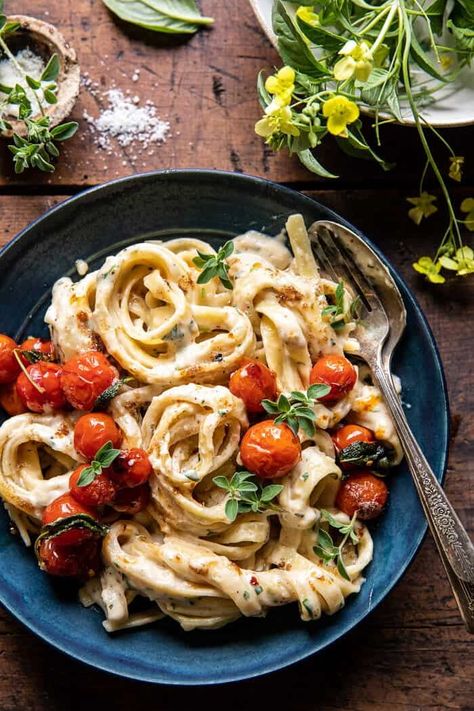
[{"x1": 1, "y1": 1, "x2": 473, "y2": 708}]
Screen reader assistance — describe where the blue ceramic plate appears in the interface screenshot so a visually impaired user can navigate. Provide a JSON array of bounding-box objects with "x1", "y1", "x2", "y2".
[{"x1": 0, "y1": 170, "x2": 448, "y2": 685}]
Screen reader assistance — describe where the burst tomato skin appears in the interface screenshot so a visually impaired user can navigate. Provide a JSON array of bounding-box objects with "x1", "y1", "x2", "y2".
[
  {"x1": 0, "y1": 334, "x2": 20, "y2": 384},
  {"x1": 336, "y1": 470, "x2": 388, "y2": 520},
  {"x1": 309, "y1": 354, "x2": 356, "y2": 403},
  {"x1": 229, "y1": 359, "x2": 278, "y2": 413},
  {"x1": 74, "y1": 413, "x2": 123, "y2": 460},
  {"x1": 42, "y1": 492, "x2": 97, "y2": 525},
  {"x1": 19, "y1": 337, "x2": 55, "y2": 365},
  {"x1": 0, "y1": 381, "x2": 27, "y2": 415},
  {"x1": 69, "y1": 466, "x2": 117, "y2": 508},
  {"x1": 239, "y1": 420, "x2": 301, "y2": 479},
  {"x1": 108, "y1": 448, "x2": 153, "y2": 488},
  {"x1": 111, "y1": 483, "x2": 150, "y2": 514},
  {"x1": 16, "y1": 362, "x2": 66, "y2": 413},
  {"x1": 37, "y1": 532, "x2": 101, "y2": 578},
  {"x1": 60, "y1": 351, "x2": 118, "y2": 411}
]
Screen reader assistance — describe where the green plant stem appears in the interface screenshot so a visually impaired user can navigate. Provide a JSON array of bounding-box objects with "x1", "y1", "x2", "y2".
[
  {"x1": 0, "y1": 34, "x2": 45, "y2": 117},
  {"x1": 399, "y1": 3, "x2": 462, "y2": 252},
  {"x1": 359, "y1": 3, "x2": 391, "y2": 36},
  {"x1": 371, "y1": 0, "x2": 400, "y2": 55}
]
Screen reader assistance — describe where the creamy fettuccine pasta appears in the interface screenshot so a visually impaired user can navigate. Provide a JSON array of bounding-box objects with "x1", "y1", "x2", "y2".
[{"x1": 0, "y1": 214, "x2": 402, "y2": 633}]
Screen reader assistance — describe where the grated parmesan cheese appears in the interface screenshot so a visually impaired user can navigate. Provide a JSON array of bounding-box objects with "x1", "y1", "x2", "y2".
[
  {"x1": 0, "y1": 47, "x2": 47, "y2": 117},
  {"x1": 75, "y1": 259, "x2": 89, "y2": 276},
  {"x1": 82, "y1": 87, "x2": 170, "y2": 151}
]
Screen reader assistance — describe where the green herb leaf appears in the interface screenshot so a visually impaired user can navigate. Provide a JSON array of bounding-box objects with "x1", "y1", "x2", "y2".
[
  {"x1": 93, "y1": 377, "x2": 132, "y2": 410},
  {"x1": 338, "y1": 441, "x2": 393, "y2": 469},
  {"x1": 25, "y1": 75, "x2": 41, "y2": 90},
  {"x1": 101, "y1": 0, "x2": 213, "y2": 34},
  {"x1": 50, "y1": 121, "x2": 79, "y2": 141},
  {"x1": 76, "y1": 440, "x2": 121, "y2": 487},
  {"x1": 19, "y1": 349, "x2": 53, "y2": 364},
  {"x1": 40, "y1": 54, "x2": 61, "y2": 82},
  {"x1": 263, "y1": 383, "x2": 330, "y2": 435},
  {"x1": 260, "y1": 484, "x2": 284, "y2": 502},
  {"x1": 225, "y1": 498, "x2": 239, "y2": 522},
  {"x1": 192, "y1": 241, "x2": 234, "y2": 290}
]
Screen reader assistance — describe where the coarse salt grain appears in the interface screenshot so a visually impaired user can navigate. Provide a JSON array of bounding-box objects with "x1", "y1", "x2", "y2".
[
  {"x1": 0, "y1": 48, "x2": 46, "y2": 118},
  {"x1": 83, "y1": 87, "x2": 170, "y2": 151}
]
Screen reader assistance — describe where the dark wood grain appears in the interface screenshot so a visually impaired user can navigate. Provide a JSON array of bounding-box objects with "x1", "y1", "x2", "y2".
[
  {"x1": 0, "y1": 0, "x2": 473, "y2": 188},
  {"x1": 0, "y1": 0, "x2": 473, "y2": 705},
  {"x1": 0, "y1": 192, "x2": 472, "y2": 710}
]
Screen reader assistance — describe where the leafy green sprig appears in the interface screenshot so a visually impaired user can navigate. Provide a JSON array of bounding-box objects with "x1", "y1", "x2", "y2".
[
  {"x1": 93, "y1": 376, "x2": 133, "y2": 410},
  {"x1": 262, "y1": 383, "x2": 331, "y2": 436},
  {"x1": 192, "y1": 241, "x2": 235, "y2": 290},
  {"x1": 314, "y1": 509, "x2": 359, "y2": 581},
  {"x1": 76, "y1": 441, "x2": 121, "y2": 487},
  {"x1": 0, "y1": 9, "x2": 78, "y2": 173},
  {"x1": 322, "y1": 280, "x2": 361, "y2": 331},
  {"x1": 213, "y1": 471, "x2": 283, "y2": 523}
]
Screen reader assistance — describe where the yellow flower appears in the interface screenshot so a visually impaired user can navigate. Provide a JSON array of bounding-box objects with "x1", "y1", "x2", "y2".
[
  {"x1": 265, "y1": 66, "x2": 295, "y2": 108},
  {"x1": 412, "y1": 257, "x2": 445, "y2": 284},
  {"x1": 440, "y1": 53, "x2": 454, "y2": 70},
  {"x1": 407, "y1": 192, "x2": 438, "y2": 225},
  {"x1": 439, "y1": 247, "x2": 474, "y2": 276},
  {"x1": 449, "y1": 156, "x2": 464, "y2": 182},
  {"x1": 322, "y1": 96, "x2": 359, "y2": 137},
  {"x1": 334, "y1": 40, "x2": 373, "y2": 82},
  {"x1": 255, "y1": 106, "x2": 300, "y2": 139},
  {"x1": 460, "y1": 197, "x2": 474, "y2": 231},
  {"x1": 296, "y1": 6, "x2": 319, "y2": 27}
]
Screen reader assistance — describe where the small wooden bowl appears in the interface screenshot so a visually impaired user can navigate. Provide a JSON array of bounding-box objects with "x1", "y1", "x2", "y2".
[{"x1": 0, "y1": 15, "x2": 80, "y2": 138}]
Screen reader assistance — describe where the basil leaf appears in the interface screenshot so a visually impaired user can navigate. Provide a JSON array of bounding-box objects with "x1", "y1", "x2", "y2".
[{"x1": 101, "y1": 0, "x2": 213, "y2": 34}]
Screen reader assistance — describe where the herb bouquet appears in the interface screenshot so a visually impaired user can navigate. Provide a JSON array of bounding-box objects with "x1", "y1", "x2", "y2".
[{"x1": 255, "y1": 1, "x2": 474, "y2": 282}]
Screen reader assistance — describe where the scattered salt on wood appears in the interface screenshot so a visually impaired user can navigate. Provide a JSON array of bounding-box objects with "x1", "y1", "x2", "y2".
[{"x1": 82, "y1": 86, "x2": 170, "y2": 151}]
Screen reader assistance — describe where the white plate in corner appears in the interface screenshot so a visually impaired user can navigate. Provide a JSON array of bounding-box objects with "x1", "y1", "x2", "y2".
[{"x1": 248, "y1": 0, "x2": 474, "y2": 128}]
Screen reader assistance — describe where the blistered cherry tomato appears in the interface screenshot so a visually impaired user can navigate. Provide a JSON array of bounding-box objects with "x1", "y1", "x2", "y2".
[
  {"x1": 60, "y1": 351, "x2": 119, "y2": 411},
  {"x1": 16, "y1": 362, "x2": 66, "y2": 413},
  {"x1": 111, "y1": 483, "x2": 150, "y2": 513},
  {"x1": 74, "y1": 412, "x2": 123, "y2": 460},
  {"x1": 309, "y1": 354, "x2": 356, "y2": 403},
  {"x1": 332, "y1": 424, "x2": 375, "y2": 452},
  {"x1": 69, "y1": 466, "x2": 117, "y2": 508},
  {"x1": 0, "y1": 334, "x2": 20, "y2": 384},
  {"x1": 108, "y1": 448, "x2": 153, "y2": 488},
  {"x1": 240, "y1": 420, "x2": 301, "y2": 479},
  {"x1": 37, "y1": 531, "x2": 101, "y2": 578},
  {"x1": 336, "y1": 470, "x2": 388, "y2": 520},
  {"x1": 19, "y1": 337, "x2": 55, "y2": 365},
  {"x1": 229, "y1": 359, "x2": 278, "y2": 413},
  {"x1": 42, "y1": 492, "x2": 97, "y2": 525},
  {"x1": 0, "y1": 382, "x2": 27, "y2": 416}
]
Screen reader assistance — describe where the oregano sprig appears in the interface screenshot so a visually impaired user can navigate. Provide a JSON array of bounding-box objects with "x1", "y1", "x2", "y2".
[
  {"x1": 322, "y1": 280, "x2": 362, "y2": 331},
  {"x1": 76, "y1": 441, "x2": 121, "y2": 487},
  {"x1": 213, "y1": 470, "x2": 283, "y2": 523},
  {"x1": 192, "y1": 241, "x2": 234, "y2": 290},
  {"x1": 313, "y1": 509, "x2": 359, "y2": 581},
  {"x1": 0, "y1": 13, "x2": 78, "y2": 173},
  {"x1": 262, "y1": 383, "x2": 331, "y2": 436}
]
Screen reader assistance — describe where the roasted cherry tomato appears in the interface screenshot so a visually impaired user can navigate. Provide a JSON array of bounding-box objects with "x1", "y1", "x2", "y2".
[
  {"x1": 239, "y1": 420, "x2": 301, "y2": 479},
  {"x1": 229, "y1": 359, "x2": 278, "y2": 413},
  {"x1": 19, "y1": 337, "x2": 55, "y2": 365},
  {"x1": 0, "y1": 381, "x2": 27, "y2": 416},
  {"x1": 60, "y1": 351, "x2": 119, "y2": 411},
  {"x1": 42, "y1": 492, "x2": 97, "y2": 525},
  {"x1": 111, "y1": 483, "x2": 150, "y2": 514},
  {"x1": 336, "y1": 470, "x2": 388, "y2": 520},
  {"x1": 0, "y1": 334, "x2": 20, "y2": 384},
  {"x1": 332, "y1": 424, "x2": 375, "y2": 452},
  {"x1": 69, "y1": 466, "x2": 118, "y2": 508},
  {"x1": 16, "y1": 362, "x2": 66, "y2": 413},
  {"x1": 309, "y1": 354, "x2": 356, "y2": 403},
  {"x1": 108, "y1": 448, "x2": 153, "y2": 488},
  {"x1": 36, "y1": 531, "x2": 101, "y2": 578},
  {"x1": 74, "y1": 412, "x2": 123, "y2": 460}
]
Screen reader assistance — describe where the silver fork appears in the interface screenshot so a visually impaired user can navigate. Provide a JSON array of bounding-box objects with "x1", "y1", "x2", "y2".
[{"x1": 309, "y1": 219, "x2": 474, "y2": 633}]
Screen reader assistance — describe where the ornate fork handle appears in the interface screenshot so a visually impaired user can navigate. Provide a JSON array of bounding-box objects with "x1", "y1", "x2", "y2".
[{"x1": 371, "y1": 362, "x2": 474, "y2": 632}]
